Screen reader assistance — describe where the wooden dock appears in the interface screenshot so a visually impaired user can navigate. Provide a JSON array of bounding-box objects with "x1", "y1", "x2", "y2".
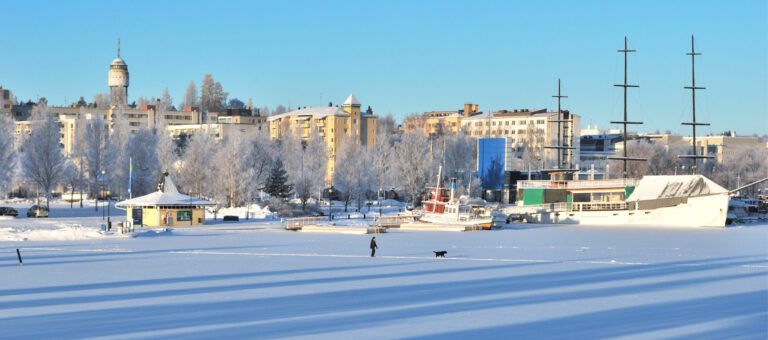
[{"x1": 299, "y1": 226, "x2": 387, "y2": 234}]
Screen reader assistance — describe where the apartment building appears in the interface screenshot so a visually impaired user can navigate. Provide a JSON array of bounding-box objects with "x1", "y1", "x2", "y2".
[
  {"x1": 461, "y1": 109, "x2": 581, "y2": 168},
  {"x1": 403, "y1": 103, "x2": 481, "y2": 137},
  {"x1": 268, "y1": 94, "x2": 377, "y2": 181}
]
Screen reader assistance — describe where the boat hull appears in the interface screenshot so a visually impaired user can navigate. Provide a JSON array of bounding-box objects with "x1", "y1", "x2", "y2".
[{"x1": 523, "y1": 193, "x2": 729, "y2": 228}]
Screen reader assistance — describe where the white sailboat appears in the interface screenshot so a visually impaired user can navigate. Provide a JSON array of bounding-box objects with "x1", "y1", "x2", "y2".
[{"x1": 506, "y1": 36, "x2": 730, "y2": 228}]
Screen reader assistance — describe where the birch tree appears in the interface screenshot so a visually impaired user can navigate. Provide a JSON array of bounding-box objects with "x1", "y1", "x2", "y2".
[
  {"x1": 442, "y1": 131, "x2": 476, "y2": 190},
  {"x1": 74, "y1": 114, "x2": 110, "y2": 208},
  {"x1": 155, "y1": 117, "x2": 178, "y2": 176},
  {"x1": 128, "y1": 128, "x2": 161, "y2": 196},
  {"x1": 244, "y1": 130, "x2": 275, "y2": 201},
  {"x1": 371, "y1": 132, "x2": 393, "y2": 210},
  {"x1": 22, "y1": 104, "x2": 66, "y2": 208},
  {"x1": 0, "y1": 113, "x2": 17, "y2": 198},
  {"x1": 393, "y1": 131, "x2": 435, "y2": 206},
  {"x1": 179, "y1": 129, "x2": 217, "y2": 198},
  {"x1": 282, "y1": 131, "x2": 327, "y2": 210},
  {"x1": 109, "y1": 108, "x2": 131, "y2": 198},
  {"x1": 212, "y1": 131, "x2": 252, "y2": 207}
]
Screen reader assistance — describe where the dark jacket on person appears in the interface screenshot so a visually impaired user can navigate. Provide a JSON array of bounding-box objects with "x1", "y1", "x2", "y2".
[{"x1": 370, "y1": 238, "x2": 378, "y2": 249}]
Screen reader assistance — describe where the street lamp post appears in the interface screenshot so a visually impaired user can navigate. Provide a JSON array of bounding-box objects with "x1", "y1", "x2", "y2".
[{"x1": 101, "y1": 170, "x2": 106, "y2": 220}]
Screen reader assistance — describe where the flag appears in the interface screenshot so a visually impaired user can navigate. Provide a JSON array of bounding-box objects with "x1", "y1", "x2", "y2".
[{"x1": 128, "y1": 157, "x2": 134, "y2": 197}]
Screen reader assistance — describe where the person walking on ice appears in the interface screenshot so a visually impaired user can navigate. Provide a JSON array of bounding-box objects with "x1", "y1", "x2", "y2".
[{"x1": 370, "y1": 237, "x2": 378, "y2": 257}]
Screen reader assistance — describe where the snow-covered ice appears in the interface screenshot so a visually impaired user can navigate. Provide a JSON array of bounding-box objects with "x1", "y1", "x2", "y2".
[{"x1": 0, "y1": 201, "x2": 766, "y2": 339}]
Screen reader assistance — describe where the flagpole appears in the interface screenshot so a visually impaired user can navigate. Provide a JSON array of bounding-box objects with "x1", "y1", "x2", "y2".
[{"x1": 129, "y1": 157, "x2": 133, "y2": 199}]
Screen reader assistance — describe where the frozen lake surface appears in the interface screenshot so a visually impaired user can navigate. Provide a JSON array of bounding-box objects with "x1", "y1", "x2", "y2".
[{"x1": 1, "y1": 202, "x2": 766, "y2": 339}]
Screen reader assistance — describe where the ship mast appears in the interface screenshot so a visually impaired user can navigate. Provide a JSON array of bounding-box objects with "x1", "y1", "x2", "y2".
[
  {"x1": 609, "y1": 36, "x2": 646, "y2": 179},
  {"x1": 680, "y1": 35, "x2": 713, "y2": 174},
  {"x1": 545, "y1": 79, "x2": 575, "y2": 170}
]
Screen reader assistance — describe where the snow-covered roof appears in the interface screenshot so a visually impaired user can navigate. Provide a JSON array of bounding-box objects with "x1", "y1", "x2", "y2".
[
  {"x1": 268, "y1": 106, "x2": 350, "y2": 121},
  {"x1": 627, "y1": 175, "x2": 727, "y2": 202},
  {"x1": 116, "y1": 176, "x2": 216, "y2": 207},
  {"x1": 343, "y1": 94, "x2": 360, "y2": 106}
]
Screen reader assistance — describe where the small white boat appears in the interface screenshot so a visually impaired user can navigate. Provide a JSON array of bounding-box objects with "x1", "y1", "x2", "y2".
[{"x1": 400, "y1": 166, "x2": 496, "y2": 231}]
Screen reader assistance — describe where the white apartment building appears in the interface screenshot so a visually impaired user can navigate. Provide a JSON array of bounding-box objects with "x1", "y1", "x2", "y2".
[{"x1": 461, "y1": 109, "x2": 581, "y2": 168}]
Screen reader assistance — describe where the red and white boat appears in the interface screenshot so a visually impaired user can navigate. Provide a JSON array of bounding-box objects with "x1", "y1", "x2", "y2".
[{"x1": 400, "y1": 166, "x2": 497, "y2": 231}]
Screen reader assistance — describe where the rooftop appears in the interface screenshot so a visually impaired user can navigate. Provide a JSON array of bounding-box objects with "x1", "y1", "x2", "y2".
[
  {"x1": 268, "y1": 106, "x2": 350, "y2": 121},
  {"x1": 343, "y1": 94, "x2": 360, "y2": 106},
  {"x1": 116, "y1": 175, "x2": 215, "y2": 207}
]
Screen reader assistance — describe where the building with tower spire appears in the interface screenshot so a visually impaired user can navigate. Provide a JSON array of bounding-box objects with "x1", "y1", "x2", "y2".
[
  {"x1": 108, "y1": 38, "x2": 129, "y2": 108},
  {"x1": 268, "y1": 93, "x2": 378, "y2": 181}
]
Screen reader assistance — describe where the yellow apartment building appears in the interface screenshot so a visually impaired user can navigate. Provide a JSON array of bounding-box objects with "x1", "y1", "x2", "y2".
[
  {"x1": 403, "y1": 103, "x2": 481, "y2": 137},
  {"x1": 268, "y1": 94, "x2": 377, "y2": 181}
]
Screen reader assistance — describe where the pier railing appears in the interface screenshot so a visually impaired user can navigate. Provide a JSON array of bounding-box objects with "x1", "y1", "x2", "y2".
[
  {"x1": 283, "y1": 216, "x2": 327, "y2": 230},
  {"x1": 374, "y1": 215, "x2": 415, "y2": 227},
  {"x1": 503, "y1": 201, "x2": 629, "y2": 215},
  {"x1": 517, "y1": 179, "x2": 639, "y2": 190}
]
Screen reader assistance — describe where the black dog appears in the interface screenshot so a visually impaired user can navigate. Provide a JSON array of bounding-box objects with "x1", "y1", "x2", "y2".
[{"x1": 433, "y1": 250, "x2": 447, "y2": 258}]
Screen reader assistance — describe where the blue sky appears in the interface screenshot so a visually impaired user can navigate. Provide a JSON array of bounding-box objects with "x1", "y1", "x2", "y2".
[{"x1": 1, "y1": 0, "x2": 766, "y2": 134}]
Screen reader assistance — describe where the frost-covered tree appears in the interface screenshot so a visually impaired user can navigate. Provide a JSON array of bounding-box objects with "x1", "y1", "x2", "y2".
[
  {"x1": 136, "y1": 96, "x2": 149, "y2": 107},
  {"x1": 701, "y1": 147, "x2": 768, "y2": 196},
  {"x1": 334, "y1": 136, "x2": 373, "y2": 212},
  {"x1": 108, "y1": 108, "x2": 132, "y2": 199},
  {"x1": 200, "y1": 74, "x2": 227, "y2": 112},
  {"x1": 393, "y1": 131, "x2": 435, "y2": 206},
  {"x1": 371, "y1": 132, "x2": 393, "y2": 208},
  {"x1": 274, "y1": 105, "x2": 287, "y2": 116},
  {"x1": 22, "y1": 104, "x2": 66, "y2": 208},
  {"x1": 128, "y1": 128, "x2": 161, "y2": 196},
  {"x1": 93, "y1": 93, "x2": 110, "y2": 109},
  {"x1": 0, "y1": 113, "x2": 17, "y2": 198},
  {"x1": 155, "y1": 117, "x2": 179, "y2": 177},
  {"x1": 75, "y1": 115, "x2": 110, "y2": 208},
  {"x1": 441, "y1": 131, "x2": 476, "y2": 190},
  {"x1": 212, "y1": 131, "x2": 253, "y2": 207},
  {"x1": 200, "y1": 75, "x2": 214, "y2": 112},
  {"x1": 281, "y1": 131, "x2": 327, "y2": 210},
  {"x1": 377, "y1": 113, "x2": 397, "y2": 136},
  {"x1": 161, "y1": 87, "x2": 173, "y2": 111},
  {"x1": 61, "y1": 159, "x2": 85, "y2": 208},
  {"x1": 244, "y1": 130, "x2": 275, "y2": 200},
  {"x1": 182, "y1": 81, "x2": 198, "y2": 109},
  {"x1": 213, "y1": 81, "x2": 228, "y2": 111},
  {"x1": 246, "y1": 98, "x2": 253, "y2": 110},
  {"x1": 607, "y1": 140, "x2": 691, "y2": 179},
  {"x1": 179, "y1": 129, "x2": 217, "y2": 198},
  {"x1": 520, "y1": 121, "x2": 545, "y2": 170}
]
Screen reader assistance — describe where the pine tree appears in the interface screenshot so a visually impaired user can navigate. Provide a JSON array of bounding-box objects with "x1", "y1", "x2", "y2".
[{"x1": 265, "y1": 158, "x2": 293, "y2": 200}]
